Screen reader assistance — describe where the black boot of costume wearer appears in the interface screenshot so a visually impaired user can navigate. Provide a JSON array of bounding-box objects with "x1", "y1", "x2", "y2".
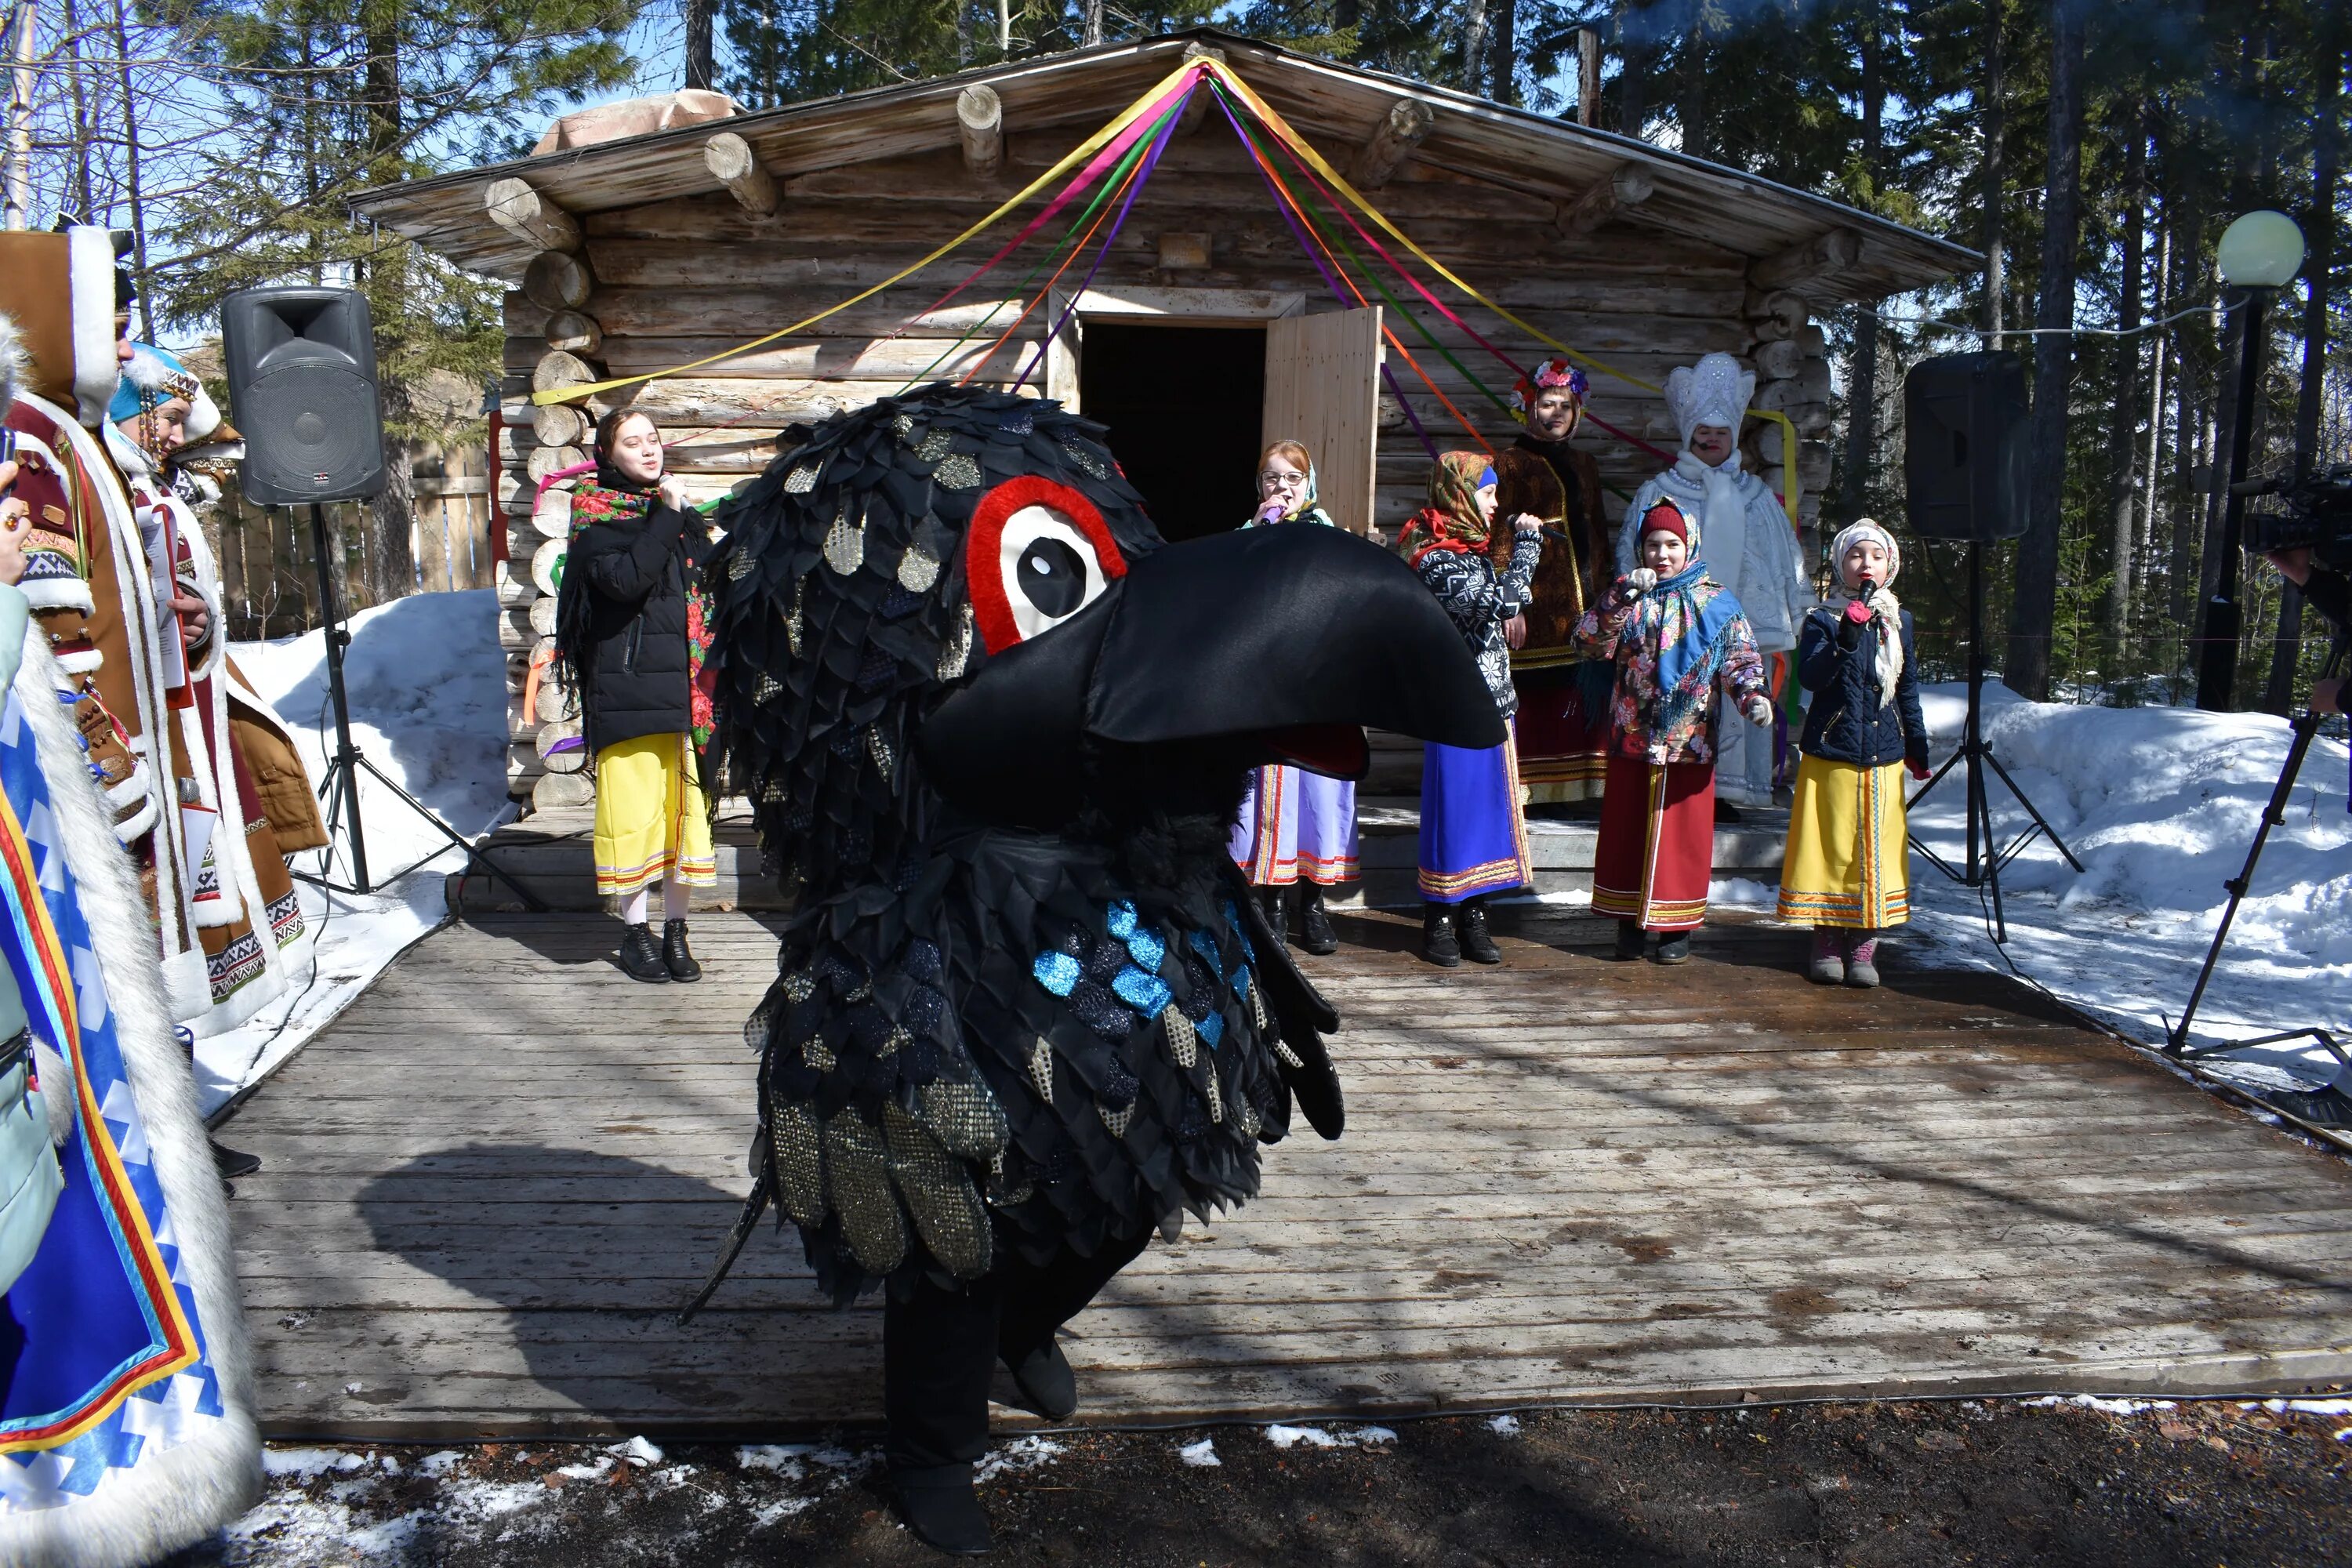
[
  {"x1": 1421, "y1": 903, "x2": 1461, "y2": 968},
  {"x1": 1295, "y1": 883, "x2": 1338, "y2": 956},
  {"x1": 1458, "y1": 898, "x2": 1502, "y2": 965},
  {"x1": 1610, "y1": 920, "x2": 1646, "y2": 961},
  {"x1": 209, "y1": 1139, "x2": 261, "y2": 1180},
  {"x1": 662, "y1": 918, "x2": 702, "y2": 982},
  {"x1": 894, "y1": 1465, "x2": 993, "y2": 1556},
  {"x1": 1653, "y1": 930, "x2": 1693, "y2": 965},
  {"x1": 619, "y1": 922, "x2": 670, "y2": 983},
  {"x1": 1002, "y1": 1338, "x2": 1079, "y2": 1421}
]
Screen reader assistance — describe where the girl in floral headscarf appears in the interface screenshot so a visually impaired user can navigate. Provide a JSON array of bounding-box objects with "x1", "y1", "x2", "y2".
[
  {"x1": 1405, "y1": 451, "x2": 1542, "y2": 967},
  {"x1": 1230, "y1": 440, "x2": 1357, "y2": 955},
  {"x1": 1776, "y1": 518, "x2": 1930, "y2": 988},
  {"x1": 1573, "y1": 498, "x2": 1772, "y2": 964}
]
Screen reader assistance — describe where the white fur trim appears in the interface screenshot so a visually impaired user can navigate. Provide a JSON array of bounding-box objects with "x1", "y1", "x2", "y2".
[
  {"x1": 66, "y1": 227, "x2": 118, "y2": 431},
  {"x1": 52, "y1": 648, "x2": 101, "y2": 674},
  {"x1": 0, "y1": 310, "x2": 24, "y2": 416},
  {"x1": 181, "y1": 386, "x2": 221, "y2": 444},
  {"x1": 0, "y1": 627, "x2": 263, "y2": 1568},
  {"x1": 19, "y1": 579, "x2": 98, "y2": 617}
]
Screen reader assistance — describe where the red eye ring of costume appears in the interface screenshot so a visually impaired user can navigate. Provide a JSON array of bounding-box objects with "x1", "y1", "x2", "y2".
[{"x1": 964, "y1": 474, "x2": 1129, "y2": 655}]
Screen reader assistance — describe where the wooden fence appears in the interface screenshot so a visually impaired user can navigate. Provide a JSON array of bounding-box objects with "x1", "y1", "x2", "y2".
[{"x1": 209, "y1": 448, "x2": 498, "y2": 640}]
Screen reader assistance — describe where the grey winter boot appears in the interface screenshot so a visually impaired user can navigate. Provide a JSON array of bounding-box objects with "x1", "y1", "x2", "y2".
[
  {"x1": 1844, "y1": 931, "x2": 1881, "y2": 989},
  {"x1": 1808, "y1": 927, "x2": 1846, "y2": 985}
]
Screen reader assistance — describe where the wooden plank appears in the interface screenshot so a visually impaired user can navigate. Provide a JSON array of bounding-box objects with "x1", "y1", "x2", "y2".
[
  {"x1": 1261, "y1": 306, "x2": 1381, "y2": 535},
  {"x1": 223, "y1": 912, "x2": 2352, "y2": 1439}
]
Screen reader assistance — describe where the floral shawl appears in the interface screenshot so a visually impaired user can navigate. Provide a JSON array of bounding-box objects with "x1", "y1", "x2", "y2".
[{"x1": 1396, "y1": 451, "x2": 1495, "y2": 568}]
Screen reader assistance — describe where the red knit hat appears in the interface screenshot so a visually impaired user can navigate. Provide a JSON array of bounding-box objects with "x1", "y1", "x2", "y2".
[{"x1": 1639, "y1": 500, "x2": 1690, "y2": 546}]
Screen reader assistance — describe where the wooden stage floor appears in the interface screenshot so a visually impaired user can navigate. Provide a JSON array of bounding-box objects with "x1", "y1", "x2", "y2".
[{"x1": 226, "y1": 907, "x2": 2352, "y2": 1440}]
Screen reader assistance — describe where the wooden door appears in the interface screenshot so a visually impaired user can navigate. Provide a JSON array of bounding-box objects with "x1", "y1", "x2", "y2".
[{"x1": 1261, "y1": 306, "x2": 1381, "y2": 535}]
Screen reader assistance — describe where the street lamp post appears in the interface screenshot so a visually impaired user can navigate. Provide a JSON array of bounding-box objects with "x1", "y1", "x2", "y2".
[{"x1": 2196, "y1": 210, "x2": 2307, "y2": 711}]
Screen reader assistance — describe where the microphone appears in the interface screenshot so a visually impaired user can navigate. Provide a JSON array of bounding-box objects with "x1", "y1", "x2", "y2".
[{"x1": 1254, "y1": 499, "x2": 1288, "y2": 526}]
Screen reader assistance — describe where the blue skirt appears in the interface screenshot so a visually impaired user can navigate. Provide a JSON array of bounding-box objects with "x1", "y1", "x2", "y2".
[{"x1": 1417, "y1": 719, "x2": 1531, "y2": 903}]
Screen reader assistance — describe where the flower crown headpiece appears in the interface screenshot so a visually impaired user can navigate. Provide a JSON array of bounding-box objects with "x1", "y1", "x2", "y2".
[{"x1": 1509, "y1": 358, "x2": 1589, "y2": 425}]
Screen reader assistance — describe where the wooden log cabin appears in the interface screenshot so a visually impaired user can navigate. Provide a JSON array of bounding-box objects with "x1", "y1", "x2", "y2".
[{"x1": 348, "y1": 29, "x2": 1974, "y2": 811}]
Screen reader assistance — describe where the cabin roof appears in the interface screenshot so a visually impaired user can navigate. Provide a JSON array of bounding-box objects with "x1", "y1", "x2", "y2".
[{"x1": 349, "y1": 28, "x2": 1976, "y2": 306}]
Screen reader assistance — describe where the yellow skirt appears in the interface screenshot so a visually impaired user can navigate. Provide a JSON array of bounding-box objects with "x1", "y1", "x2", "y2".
[
  {"x1": 1776, "y1": 753, "x2": 1910, "y2": 929},
  {"x1": 593, "y1": 733, "x2": 717, "y2": 897}
]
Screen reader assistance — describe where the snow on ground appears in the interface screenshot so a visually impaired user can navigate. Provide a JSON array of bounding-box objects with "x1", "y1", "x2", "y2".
[
  {"x1": 189, "y1": 590, "x2": 513, "y2": 1116},
  {"x1": 1899, "y1": 682, "x2": 2352, "y2": 1093}
]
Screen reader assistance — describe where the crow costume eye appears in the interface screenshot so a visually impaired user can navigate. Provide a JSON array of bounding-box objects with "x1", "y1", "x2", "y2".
[{"x1": 966, "y1": 475, "x2": 1128, "y2": 654}]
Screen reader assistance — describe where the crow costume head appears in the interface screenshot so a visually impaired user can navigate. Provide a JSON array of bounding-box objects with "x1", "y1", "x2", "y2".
[
  {"x1": 705, "y1": 383, "x2": 1499, "y2": 1303},
  {"x1": 713, "y1": 383, "x2": 1496, "y2": 897}
]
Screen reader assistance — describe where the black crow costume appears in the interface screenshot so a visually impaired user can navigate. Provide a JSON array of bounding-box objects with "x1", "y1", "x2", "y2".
[{"x1": 702, "y1": 384, "x2": 1498, "y2": 1554}]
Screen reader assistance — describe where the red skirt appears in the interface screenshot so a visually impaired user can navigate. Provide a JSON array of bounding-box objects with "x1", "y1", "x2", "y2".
[
  {"x1": 1512, "y1": 668, "x2": 1610, "y2": 805},
  {"x1": 1591, "y1": 753, "x2": 1715, "y2": 931}
]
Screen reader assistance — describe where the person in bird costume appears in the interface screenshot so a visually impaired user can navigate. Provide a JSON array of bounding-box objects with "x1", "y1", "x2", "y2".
[
  {"x1": 699, "y1": 384, "x2": 1498, "y2": 1555},
  {"x1": 1615, "y1": 353, "x2": 1810, "y2": 816},
  {"x1": 1576, "y1": 498, "x2": 1772, "y2": 964},
  {"x1": 1490, "y1": 360, "x2": 1612, "y2": 812},
  {"x1": 1227, "y1": 438, "x2": 1359, "y2": 956},
  {"x1": 0, "y1": 310, "x2": 265, "y2": 1568},
  {"x1": 1776, "y1": 519, "x2": 1931, "y2": 988}
]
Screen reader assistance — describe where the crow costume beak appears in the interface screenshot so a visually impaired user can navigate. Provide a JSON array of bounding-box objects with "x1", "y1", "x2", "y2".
[{"x1": 919, "y1": 524, "x2": 1504, "y2": 829}]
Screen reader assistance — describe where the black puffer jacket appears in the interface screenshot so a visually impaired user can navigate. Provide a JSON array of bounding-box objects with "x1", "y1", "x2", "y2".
[
  {"x1": 562, "y1": 498, "x2": 704, "y2": 751},
  {"x1": 1796, "y1": 604, "x2": 1926, "y2": 766}
]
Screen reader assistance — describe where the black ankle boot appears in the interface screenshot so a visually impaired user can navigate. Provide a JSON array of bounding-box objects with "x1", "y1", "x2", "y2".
[
  {"x1": 894, "y1": 1465, "x2": 993, "y2": 1556},
  {"x1": 618, "y1": 921, "x2": 670, "y2": 983},
  {"x1": 1295, "y1": 883, "x2": 1338, "y2": 955},
  {"x1": 210, "y1": 1139, "x2": 261, "y2": 1180},
  {"x1": 662, "y1": 917, "x2": 702, "y2": 982},
  {"x1": 1421, "y1": 902, "x2": 1461, "y2": 967},
  {"x1": 1653, "y1": 929, "x2": 1693, "y2": 964},
  {"x1": 1003, "y1": 1337, "x2": 1078, "y2": 1421},
  {"x1": 1259, "y1": 884, "x2": 1289, "y2": 947},
  {"x1": 1458, "y1": 898, "x2": 1501, "y2": 964},
  {"x1": 1611, "y1": 920, "x2": 1646, "y2": 961}
]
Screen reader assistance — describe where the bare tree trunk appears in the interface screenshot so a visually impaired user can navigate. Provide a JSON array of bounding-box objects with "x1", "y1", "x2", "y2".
[
  {"x1": 1462, "y1": 0, "x2": 1490, "y2": 95},
  {"x1": 1676, "y1": 8, "x2": 1706, "y2": 159},
  {"x1": 1080, "y1": 0, "x2": 1102, "y2": 47},
  {"x1": 1980, "y1": 0, "x2": 2005, "y2": 340},
  {"x1": 108, "y1": 0, "x2": 151, "y2": 336},
  {"x1": 2005, "y1": 0, "x2": 2085, "y2": 700},
  {"x1": 2138, "y1": 217, "x2": 2170, "y2": 630},
  {"x1": 1842, "y1": 5, "x2": 1885, "y2": 528},
  {"x1": 62, "y1": 0, "x2": 93, "y2": 222},
  {"x1": 1615, "y1": 2, "x2": 1649, "y2": 138},
  {"x1": 2262, "y1": 28, "x2": 2343, "y2": 713},
  {"x1": 1489, "y1": 0, "x2": 1516, "y2": 103},
  {"x1": 2103, "y1": 104, "x2": 2147, "y2": 667},
  {"x1": 684, "y1": 0, "x2": 713, "y2": 89}
]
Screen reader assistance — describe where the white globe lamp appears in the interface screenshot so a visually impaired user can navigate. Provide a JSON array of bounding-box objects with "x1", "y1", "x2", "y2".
[{"x1": 2216, "y1": 210, "x2": 2306, "y2": 289}]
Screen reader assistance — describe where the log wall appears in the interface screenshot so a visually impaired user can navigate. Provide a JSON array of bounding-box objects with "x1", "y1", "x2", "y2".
[{"x1": 494, "y1": 132, "x2": 1834, "y2": 804}]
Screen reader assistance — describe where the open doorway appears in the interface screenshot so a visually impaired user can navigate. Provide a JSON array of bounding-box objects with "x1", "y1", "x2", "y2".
[{"x1": 1076, "y1": 321, "x2": 1266, "y2": 542}]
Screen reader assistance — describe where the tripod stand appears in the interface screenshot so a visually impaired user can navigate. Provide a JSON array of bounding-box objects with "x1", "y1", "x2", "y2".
[
  {"x1": 2165, "y1": 637, "x2": 2349, "y2": 1100},
  {"x1": 1904, "y1": 539, "x2": 2084, "y2": 942},
  {"x1": 290, "y1": 503, "x2": 544, "y2": 911}
]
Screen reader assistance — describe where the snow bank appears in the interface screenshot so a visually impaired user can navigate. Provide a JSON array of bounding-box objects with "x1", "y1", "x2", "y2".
[
  {"x1": 1904, "y1": 683, "x2": 2352, "y2": 1087},
  {"x1": 190, "y1": 590, "x2": 513, "y2": 1113}
]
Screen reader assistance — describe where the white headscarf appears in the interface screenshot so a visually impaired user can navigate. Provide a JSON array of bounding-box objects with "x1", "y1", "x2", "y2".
[
  {"x1": 1828, "y1": 518, "x2": 1904, "y2": 710},
  {"x1": 1665, "y1": 352, "x2": 1755, "y2": 457}
]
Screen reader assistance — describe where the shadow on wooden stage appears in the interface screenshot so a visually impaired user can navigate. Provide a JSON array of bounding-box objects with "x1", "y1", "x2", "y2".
[{"x1": 222, "y1": 904, "x2": 2352, "y2": 1441}]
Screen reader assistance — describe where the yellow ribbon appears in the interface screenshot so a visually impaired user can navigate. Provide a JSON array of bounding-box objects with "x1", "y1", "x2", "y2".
[
  {"x1": 1199, "y1": 60, "x2": 1802, "y2": 529},
  {"x1": 532, "y1": 57, "x2": 1209, "y2": 407}
]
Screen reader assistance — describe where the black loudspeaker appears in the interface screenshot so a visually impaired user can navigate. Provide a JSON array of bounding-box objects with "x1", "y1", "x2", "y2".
[
  {"x1": 220, "y1": 286, "x2": 386, "y2": 505},
  {"x1": 1903, "y1": 350, "x2": 2030, "y2": 542}
]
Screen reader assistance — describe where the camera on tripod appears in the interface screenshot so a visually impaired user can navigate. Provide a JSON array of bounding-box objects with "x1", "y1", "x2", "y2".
[{"x1": 2236, "y1": 464, "x2": 2352, "y2": 571}]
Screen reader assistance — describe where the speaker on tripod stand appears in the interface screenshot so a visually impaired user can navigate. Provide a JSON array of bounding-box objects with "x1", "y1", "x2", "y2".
[
  {"x1": 1900, "y1": 351, "x2": 2082, "y2": 940},
  {"x1": 220, "y1": 285, "x2": 539, "y2": 908}
]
